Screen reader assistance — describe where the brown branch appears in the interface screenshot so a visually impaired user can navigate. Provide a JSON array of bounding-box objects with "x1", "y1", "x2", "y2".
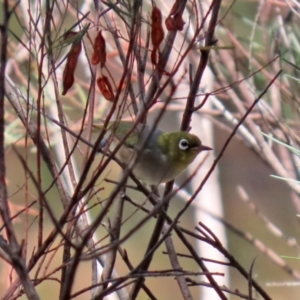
[{"x1": 181, "y1": 0, "x2": 221, "y2": 131}]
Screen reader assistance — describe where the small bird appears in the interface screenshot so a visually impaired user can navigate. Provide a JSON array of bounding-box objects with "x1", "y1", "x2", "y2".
[{"x1": 94, "y1": 121, "x2": 212, "y2": 185}]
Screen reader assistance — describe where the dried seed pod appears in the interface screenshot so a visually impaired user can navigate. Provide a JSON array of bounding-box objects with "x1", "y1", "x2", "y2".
[
  {"x1": 165, "y1": 16, "x2": 176, "y2": 31},
  {"x1": 152, "y1": 6, "x2": 163, "y2": 24},
  {"x1": 151, "y1": 27, "x2": 164, "y2": 48},
  {"x1": 174, "y1": 13, "x2": 185, "y2": 31},
  {"x1": 165, "y1": 0, "x2": 184, "y2": 32},
  {"x1": 62, "y1": 59, "x2": 75, "y2": 96},
  {"x1": 169, "y1": 0, "x2": 180, "y2": 16},
  {"x1": 97, "y1": 76, "x2": 114, "y2": 101},
  {"x1": 62, "y1": 32, "x2": 82, "y2": 95},
  {"x1": 151, "y1": 6, "x2": 164, "y2": 48},
  {"x1": 91, "y1": 30, "x2": 106, "y2": 67}
]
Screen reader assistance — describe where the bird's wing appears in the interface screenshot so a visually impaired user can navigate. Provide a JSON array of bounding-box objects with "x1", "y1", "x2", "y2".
[
  {"x1": 94, "y1": 121, "x2": 158, "y2": 150},
  {"x1": 112, "y1": 121, "x2": 143, "y2": 149}
]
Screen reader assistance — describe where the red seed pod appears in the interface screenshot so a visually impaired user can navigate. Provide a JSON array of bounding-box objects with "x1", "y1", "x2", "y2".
[
  {"x1": 152, "y1": 27, "x2": 164, "y2": 48},
  {"x1": 91, "y1": 30, "x2": 106, "y2": 67},
  {"x1": 151, "y1": 6, "x2": 163, "y2": 25},
  {"x1": 62, "y1": 33, "x2": 82, "y2": 95},
  {"x1": 169, "y1": 0, "x2": 180, "y2": 16},
  {"x1": 174, "y1": 13, "x2": 185, "y2": 31},
  {"x1": 151, "y1": 6, "x2": 164, "y2": 48},
  {"x1": 62, "y1": 71, "x2": 74, "y2": 96},
  {"x1": 97, "y1": 76, "x2": 114, "y2": 101},
  {"x1": 165, "y1": 16, "x2": 176, "y2": 31}
]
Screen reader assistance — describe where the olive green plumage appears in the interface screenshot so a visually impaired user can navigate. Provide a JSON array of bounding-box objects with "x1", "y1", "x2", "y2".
[{"x1": 94, "y1": 121, "x2": 211, "y2": 185}]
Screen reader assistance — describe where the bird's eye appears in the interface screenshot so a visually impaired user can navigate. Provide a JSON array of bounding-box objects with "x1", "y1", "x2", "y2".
[{"x1": 179, "y1": 139, "x2": 190, "y2": 150}]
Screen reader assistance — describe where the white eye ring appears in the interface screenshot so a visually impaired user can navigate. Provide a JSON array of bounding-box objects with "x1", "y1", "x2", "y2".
[{"x1": 179, "y1": 139, "x2": 190, "y2": 150}]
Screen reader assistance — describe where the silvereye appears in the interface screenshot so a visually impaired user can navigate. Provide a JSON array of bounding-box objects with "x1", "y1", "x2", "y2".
[{"x1": 96, "y1": 121, "x2": 212, "y2": 185}]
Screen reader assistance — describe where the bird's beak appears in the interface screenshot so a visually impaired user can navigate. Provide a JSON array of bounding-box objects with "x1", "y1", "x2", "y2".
[{"x1": 200, "y1": 145, "x2": 212, "y2": 151}]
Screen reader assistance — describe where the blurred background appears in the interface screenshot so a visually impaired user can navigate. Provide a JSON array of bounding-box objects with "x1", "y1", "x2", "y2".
[{"x1": 2, "y1": 0, "x2": 300, "y2": 299}]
